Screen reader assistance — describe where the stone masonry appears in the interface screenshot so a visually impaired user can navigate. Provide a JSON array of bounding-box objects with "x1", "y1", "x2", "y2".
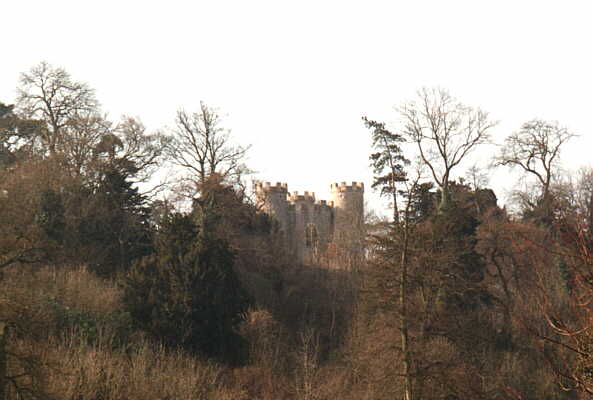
[{"x1": 255, "y1": 181, "x2": 364, "y2": 264}]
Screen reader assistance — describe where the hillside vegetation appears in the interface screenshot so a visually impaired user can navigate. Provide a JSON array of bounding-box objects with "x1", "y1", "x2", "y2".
[{"x1": 1, "y1": 63, "x2": 592, "y2": 399}]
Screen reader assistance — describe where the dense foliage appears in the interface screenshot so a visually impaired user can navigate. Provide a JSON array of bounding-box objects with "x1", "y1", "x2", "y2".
[{"x1": 123, "y1": 211, "x2": 250, "y2": 362}]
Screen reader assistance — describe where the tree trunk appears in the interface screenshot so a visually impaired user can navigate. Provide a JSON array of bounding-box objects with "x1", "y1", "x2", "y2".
[
  {"x1": 438, "y1": 178, "x2": 450, "y2": 213},
  {"x1": 0, "y1": 322, "x2": 7, "y2": 400},
  {"x1": 400, "y1": 223, "x2": 413, "y2": 400},
  {"x1": 393, "y1": 186, "x2": 399, "y2": 223}
]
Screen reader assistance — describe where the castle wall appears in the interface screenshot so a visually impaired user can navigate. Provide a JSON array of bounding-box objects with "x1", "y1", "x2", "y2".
[
  {"x1": 289, "y1": 192, "x2": 315, "y2": 262},
  {"x1": 256, "y1": 181, "x2": 364, "y2": 265},
  {"x1": 330, "y1": 182, "x2": 365, "y2": 265},
  {"x1": 255, "y1": 182, "x2": 289, "y2": 231},
  {"x1": 330, "y1": 182, "x2": 364, "y2": 228},
  {"x1": 313, "y1": 201, "x2": 333, "y2": 247}
]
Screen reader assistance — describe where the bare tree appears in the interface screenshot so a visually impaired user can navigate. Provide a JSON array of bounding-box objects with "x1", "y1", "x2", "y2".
[
  {"x1": 399, "y1": 88, "x2": 496, "y2": 211},
  {"x1": 465, "y1": 164, "x2": 491, "y2": 215},
  {"x1": 17, "y1": 61, "x2": 99, "y2": 155},
  {"x1": 16, "y1": 62, "x2": 168, "y2": 186},
  {"x1": 62, "y1": 113, "x2": 112, "y2": 176},
  {"x1": 495, "y1": 119, "x2": 576, "y2": 209},
  {"x1": 465, "y1": 163, "x2": 489, "y2": 191},
  {"x1": 166, "y1": 102, "x2": 251, "y2": 192},
  {"x1": 114, "y1": 116, "x2": 171, "y2": 184}
]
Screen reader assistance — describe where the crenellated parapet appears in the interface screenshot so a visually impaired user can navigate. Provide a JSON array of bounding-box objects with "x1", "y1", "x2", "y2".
[
  {"x1": 315, "y1": 199, "x2": 334, "y2": 207},
  {"x1": 330, "y1": 181, "x2": 364, "y2": 232},
  {"x1": 255, "y1": 180, "x2": 364, "y2": 265},
  {"x1": 289, "y1": 191, "x2": 316, "y2": 203},
  {"x1": 255, "y1": 181, "x2": 288, "y2": 193},
  {"x1": 330, "y1": 181, "x2": 365, "y2": 192}
]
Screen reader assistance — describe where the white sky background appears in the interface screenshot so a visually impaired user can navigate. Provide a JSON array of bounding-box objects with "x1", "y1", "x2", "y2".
[{"x1": 2, "y1": 1, "x2": 593, "y2": 216}]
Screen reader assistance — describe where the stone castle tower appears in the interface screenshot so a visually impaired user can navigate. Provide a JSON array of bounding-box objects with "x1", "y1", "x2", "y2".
[{"x1": 255, "y1": 181, "x2": 364, "y2": 265}]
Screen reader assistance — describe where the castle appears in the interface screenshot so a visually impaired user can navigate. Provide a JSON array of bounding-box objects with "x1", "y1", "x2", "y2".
[{"x1": 255, "y1": 181, "x2": 364, "y2": 265}]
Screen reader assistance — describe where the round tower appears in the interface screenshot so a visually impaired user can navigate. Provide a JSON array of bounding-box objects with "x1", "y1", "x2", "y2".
[
  {"x1": 329, "y1": 181, "x2": 364, "y2": 227},
  {"x1": 329, "y1": 182, "x2": 365, "y2": 263},
  {"x1": 255, "y1": 182, "x2": 289, "y2": 231}
]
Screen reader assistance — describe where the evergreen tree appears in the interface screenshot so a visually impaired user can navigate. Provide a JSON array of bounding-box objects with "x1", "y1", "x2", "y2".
[
  {"x1": 123, "y1": 211, "x2": 250, "y2": 362},
  {"x1": 78, "y1": 165, "x2": 153, "y2": 276},
  {"x1": 363, "y1": 116, "x2": 409, "y2": 221}
]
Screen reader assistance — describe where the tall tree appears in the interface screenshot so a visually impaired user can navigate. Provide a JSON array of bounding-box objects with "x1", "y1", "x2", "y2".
[
  {"x1": 495, "y1": 119, "x2": 575, "y2": 220},
  {"x1": 399, "y1": 88, "x2": 496, "y2": 212},
  {"x1": 166, "y1": 102, "x2": 250, "y2": 196},
  {"x1": 114, "y1": 116, "x2": 171, "y2": 184},
  {"x1": 9, "y1": 64, "x2": 169, "y2": 274},
  {"x1": 74, "y1": 164, "x2": 154, "y2": 276},
  {"x1": 17, "y1": 61, "x2": 99, "y2": 156},
  {"x1": 123, "y1": 208, "x2": 250, "y2": 362},
  {"x1": 363, "y1": 116, "x2": 409, "y2": 222},
  {"x1": 61, "y1": 112, "x2": 113, "y2": 176},
  {"x1": 15, "y1": 62, "x2": 168, "y2": 186},
  {"x1": 394, "y1": 169, "x2": 423, "y2": 400}
]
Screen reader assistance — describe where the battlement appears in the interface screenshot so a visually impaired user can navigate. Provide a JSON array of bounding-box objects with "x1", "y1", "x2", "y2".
[
  {"x1": 316, "y1": 199, "x2": 333, "y2": 207},
  {"x1": 330, "y1": 181, "x2": 365, "y2": 192},
  {"x1": 256, "y1": 179, "x2": 363, "y2": 265},
  {"x1": 289, "y1": 191, "x2": 316, "y2": 203},
  {"x1": 255, "y1": 181, "x2": 288, "y2": 193}
]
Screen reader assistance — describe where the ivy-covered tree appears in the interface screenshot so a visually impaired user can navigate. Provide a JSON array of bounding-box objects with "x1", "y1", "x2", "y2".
[{"x1": 0, "y1": 101, "x2": 44, "y2": 168}]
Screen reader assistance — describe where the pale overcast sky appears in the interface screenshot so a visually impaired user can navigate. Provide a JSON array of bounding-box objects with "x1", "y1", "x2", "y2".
[{"x1": 3, "y1": 1, "x2": 593, "y2": 214}]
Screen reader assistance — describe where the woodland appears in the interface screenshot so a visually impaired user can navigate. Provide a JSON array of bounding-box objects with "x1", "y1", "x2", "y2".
[{"x1": 1, "y1": 62, "x2": 593, "y2": 399}]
